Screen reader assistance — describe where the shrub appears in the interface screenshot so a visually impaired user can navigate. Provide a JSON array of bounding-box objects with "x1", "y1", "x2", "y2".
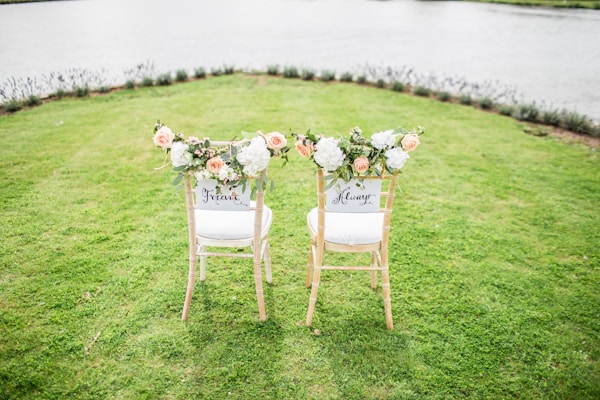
[
  {"x1": 175, "y1": 69, "x2": 188, "y2": 82},
  {"x1": 25, "y1": 95, "x2": 41, "y2": 106},
  {"x1": 340, "y1": 72, "x2": 353, "y2": 82},
  {"x1": 124, "y1": 80, "x2": 135, "y2": 90},
  {"x1": 376, "y1": 79, "x2": 386, "y2": 88},
  {"x1": 357, "y1": 75, "x2": 367, "y2": 84},
  {"x1": 301, "y1": 69, "x2": 315, "y2": 81},
  {"x1": 267, "y1": 65, "x2": 279, "y2": 75},
  {"x1": 523, "y1": 126, "x2": 548, "y2": 137},
  {"x1": 283, "y1": 66, "x2": 299, "y2": 78},
  {"x1": 156, "y1": 73, "x2": 173, "y2": 86},
  {"x1": 55, "y1": 88, "x2": 66, "y2": 99},
  {"x1": 392, "y1": 82, "x2": 404, "y2": 92},
  {"x1": 3, "y1": 100, "x2": 22, "y2": 112},
  {"x1": 478, "y1": 97, "x2": 493, "y2": 110},
  {"x1": 223, "y1": 65, "x2": 235, "y2": 75},
  {"x1": 498, "y1": 105, "x2": 514, "y2": 116},
  {"x1": 320, "y1": 70, "x2": 336, "y2": 82},
  {"x1": 98, "y1": 86, "x2": 110, "y2": 94},
  {"x1": 211, "y1": 68, "x2": 223, "y2": 77},
  {"x1": 194, "y1": 67, "x2": 206, "y2": 79},
  {"x1": 512, "y1": 104, "x2": 539, "y2": 122},
  {"x1": 459, "y1": 95, "x2": 472, "y2": 105},
  {"x1": 414, "y1": 86, "x2": 430, "y2": 97},
  {"x1": 141, "y1": 77, "x2": 154, "y2": 87},
  {"x1": 561, "y1": 111, "x2": 595, "y2": 135},
  {"x1": 542, "y1": 109, "x2": 561, "y2": 126},
  {"x1": 75, "y1": 86, "x2": 89, "y2": 97},
  {"x1": 438, "y1": 91, "x2": 450, "y2": 101}
]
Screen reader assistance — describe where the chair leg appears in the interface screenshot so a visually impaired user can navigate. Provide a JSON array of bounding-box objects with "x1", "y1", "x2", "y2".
[
  {"x1": 199, "y1": 246, "x2": 207, "y2": 281},
  {"x1": 305, "y1": 242, "x2": 315, "y2": 288},
  {"x1": 370, "y1": 251, "x2": 378, "y2": 289},
  {"x1": 263, "y1": 238, "x2": 272, "y2": 284},
  {"x1": 253, "y1": 244, "x2": 267, "y2": 321},
  {"x1": 306, "y1": 265, "x2": 321, "y2": 327},
  {"x1": 381, "y1": 265, "x2": 393, "y2": 330},
  {"x1": 182, "y1": 245, "x2": 198, "y2": 321}
]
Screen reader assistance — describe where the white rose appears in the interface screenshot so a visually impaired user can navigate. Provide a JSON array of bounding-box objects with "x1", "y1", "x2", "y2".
[
  {"x1": 237, "y1": 136, "x2": 271, "y2": 177},
  {"x1": 171, "y1": 141, "x2": 192, "y2": 167},
  {"x1": 313, "y1": 137, "x2": 345, "y2": 172},
  {"x1": 385, "y1": 147, "x2": 410, "y2": 170},
  {"x1": 371, "y1": 130, "x2": 396, "y2": 150}
]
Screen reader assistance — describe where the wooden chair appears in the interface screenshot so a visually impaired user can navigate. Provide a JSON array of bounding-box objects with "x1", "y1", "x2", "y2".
[
  {"x1": 305, "y1": 169, "x2": 398, "y2": 329},
  {"x1": 181, "y1": 144, "x2": 272, "y2": 321}
]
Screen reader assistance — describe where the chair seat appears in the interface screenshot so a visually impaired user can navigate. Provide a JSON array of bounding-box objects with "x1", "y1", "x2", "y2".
[
  {"x1": 195, "y1": 203, "x2": 272, "y2": 240},
  {"x1": 307, "y1": 207, "x2": 384, "y2": 245}
]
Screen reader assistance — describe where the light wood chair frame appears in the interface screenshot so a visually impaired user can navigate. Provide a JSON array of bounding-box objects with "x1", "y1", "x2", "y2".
[
  {"x1": 305, "y1": 169, "x2": 398, "y2": 329},
  {"x1": 181, "y1": 141, "x2": 272, "y2": 322}
]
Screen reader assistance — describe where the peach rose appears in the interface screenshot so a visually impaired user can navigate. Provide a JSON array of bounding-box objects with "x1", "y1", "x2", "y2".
[
  {"x1": 153, "y1": 126, "x2": 174, "y2": 149},
  {"x1": 352, "y1": 156, "x2": 370, "y2": 174},
  {"x1": 295, "y1": 140, "x2": 314, "y2": 158},
  {"x1": 265, "y1": 132, "x2": 287, "y2": 150},
  {"x1": 401, "y1": 133, "x2": 420, "y2": 152},
  {"x1": 206, "y1": 156, "x2": 225, "y2": 174}
]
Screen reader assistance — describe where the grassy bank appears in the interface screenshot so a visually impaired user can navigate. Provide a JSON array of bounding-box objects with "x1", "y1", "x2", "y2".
[
  {"x1": 1, "y1": 75, "x2": 599, "y2": 399},
  {"x1": 462, "y1": 0, "x2": 600, "y2": 9}
]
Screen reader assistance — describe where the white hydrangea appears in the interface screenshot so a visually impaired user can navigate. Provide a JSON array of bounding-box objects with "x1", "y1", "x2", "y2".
[
  {"x1": 236, "y1": 136, "x2": 271, "y2": 177},
  {"x1": 218, "y1": 166, "x2": 238, "y2": 181},
  {"x1": 313, "y1": 137, "x2": 345, "y2": 172},
  {"x1": 385, "y1": 147, "x2": 410, "y2": 170},
  {"x1": 170, "y1": 141, "x2": 192, "y2": 167},
  {"x1": 371, "y1": 130, "x2": 396, "y2": 150},
  {"x1": 195, "y1": 169, "x2": 211, "y2": 181}
]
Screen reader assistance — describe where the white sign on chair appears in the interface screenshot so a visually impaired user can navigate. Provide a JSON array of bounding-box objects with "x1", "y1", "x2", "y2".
[
  {"x1": 195, "y1": 179, "x2": 251, "y2": 211},
  {"x1": 325, "y1": 179, "x2": 382, "y2": 213}
]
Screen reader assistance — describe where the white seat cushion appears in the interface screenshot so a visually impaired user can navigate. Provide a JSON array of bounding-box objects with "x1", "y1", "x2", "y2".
[
  {"x1": 195, "y1": 203, "x2": 272, "y2": 240},
  {"x1": 307, "y1": 207, "x2": 384, "y2": 245}
]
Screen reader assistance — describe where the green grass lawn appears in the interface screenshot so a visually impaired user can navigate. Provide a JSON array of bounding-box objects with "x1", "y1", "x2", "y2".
[{"x1": 1, "y1": 74, "x2": 598, "y2": 399}]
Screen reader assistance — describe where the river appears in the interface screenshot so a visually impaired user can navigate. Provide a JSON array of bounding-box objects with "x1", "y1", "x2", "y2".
[{"x1": 0, "y1": 0, "x2": 598, "y2": 119}]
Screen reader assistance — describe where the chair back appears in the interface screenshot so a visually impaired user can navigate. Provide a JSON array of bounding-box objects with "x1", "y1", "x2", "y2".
[
  {"x1": 315, "y1": 169, "x2": 398, "y2": 249},
  {"x1": 324, "y1": 178, "x2": 382, "y2": 213},
  {"x1": 195, "y1": 179, "x2": 251, "y2": 211}
]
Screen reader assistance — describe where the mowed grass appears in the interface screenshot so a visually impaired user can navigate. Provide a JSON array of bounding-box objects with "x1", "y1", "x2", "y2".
[{"x1": 1, "y1": 75, "x2": 598, "y2": 399}]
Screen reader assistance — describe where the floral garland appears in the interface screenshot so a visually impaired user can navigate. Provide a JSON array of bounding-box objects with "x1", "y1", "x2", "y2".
[
  {"x1": 153, "y1": 121, "x2": 289, "y2": 191},
  {"x1": 292, "y1": 126, "x2": 423, "y2": 184}
]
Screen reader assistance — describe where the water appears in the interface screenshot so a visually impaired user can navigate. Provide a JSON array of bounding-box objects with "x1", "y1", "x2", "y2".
[{"x1": 1, "y1": 0, "x2": 598, "y2": 119}]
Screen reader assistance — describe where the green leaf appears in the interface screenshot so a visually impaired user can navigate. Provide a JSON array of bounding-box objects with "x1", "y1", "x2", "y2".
[
  {"x1": 172, "y1": 173, "x2": 183, "y2": 186},
  {"x1": 323, "y1": 180, "x2": 336, "y2": 191}
]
